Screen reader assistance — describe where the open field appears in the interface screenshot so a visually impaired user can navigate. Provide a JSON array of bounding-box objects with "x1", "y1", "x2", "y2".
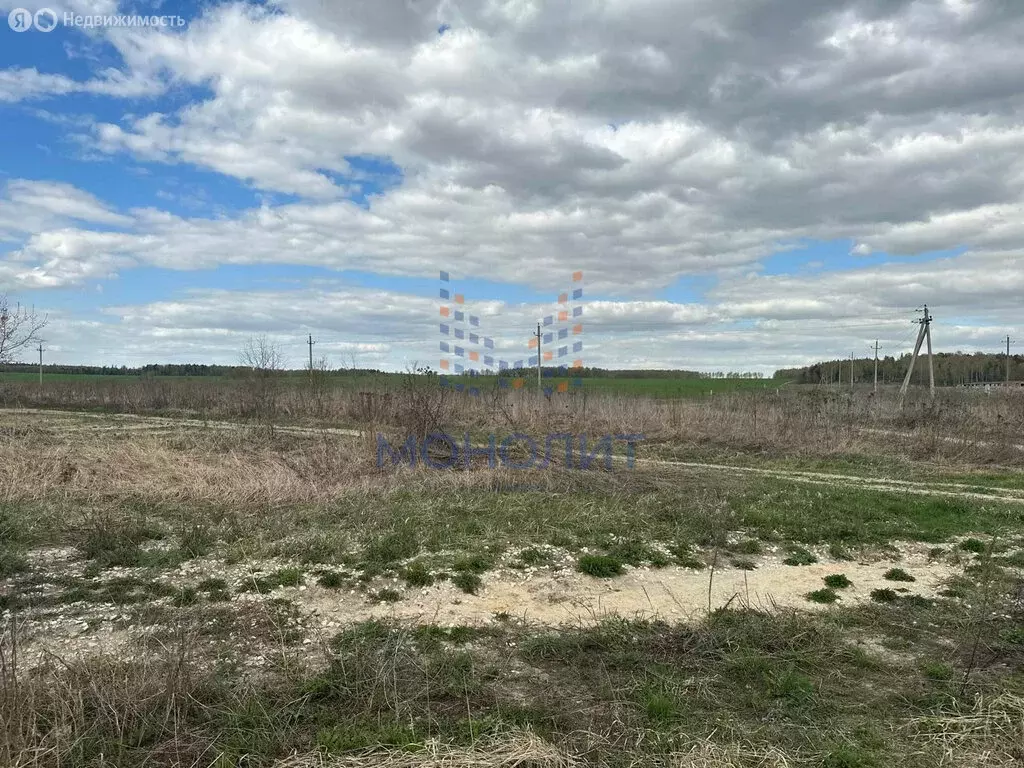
[
  {"x1": 1, "y1": 383, "x2": 1023, "y2": 766},
  {"x1": 0, "y1": 370, "x2": 777, "y2": 399}
]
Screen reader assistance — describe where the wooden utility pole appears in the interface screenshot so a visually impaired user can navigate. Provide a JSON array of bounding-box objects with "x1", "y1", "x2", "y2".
[
  {"x1": 850, "y1": 353, "x2": 855, "y2": 392},
  {"x1": 307, "y1": 334, "x2": 315, "y2": 372},
  {"x1": 37, "y1": 343, "x2": 43, "y2": 385},
  {"x1": 535, "y1": 323, "x2": 542, "y2": 392},
  {"x1": 872, "y1": 340, "x2": 881, "y2": 394}
]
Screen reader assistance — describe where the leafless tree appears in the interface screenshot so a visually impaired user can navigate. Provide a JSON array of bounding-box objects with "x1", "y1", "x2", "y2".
[
  {"x1": 239, "y1": 335, "x2": 285, "y2": 430},
  {"x1": 0, "y1": 295, "x2": 47, "y2": 366}
]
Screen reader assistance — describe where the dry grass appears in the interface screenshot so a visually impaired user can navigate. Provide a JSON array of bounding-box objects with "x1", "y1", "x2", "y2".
[
  {"x1": 908, "y1": 693, "x2": 1024, "y2": 767},
  {"x1": 273, "y1": 731, "x2": 580, "y2": 768}
]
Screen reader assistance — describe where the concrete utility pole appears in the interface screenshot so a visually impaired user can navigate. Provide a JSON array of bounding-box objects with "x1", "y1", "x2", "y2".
[
  {"x1": 307, "y1": 334, "x2": 315, "y2": 372},
  {"x1": 535, "y1": 323, "x2": 542, "y2": 392},
  {"x1": 899, "y1": 305, "x2": 934, "y2": 402},
  {"x1": 925, "y1": 306, "x2": 935, "y2": 397},
  {"x1": 37, "y1": 343, "x2": 43, "y2": 385},
  {"x1": 872, "y1": 340, "x2": 881, "y2": 394},
  {"x1": 1007, "y1": 335, "x2": 1015, "y2": 383}
]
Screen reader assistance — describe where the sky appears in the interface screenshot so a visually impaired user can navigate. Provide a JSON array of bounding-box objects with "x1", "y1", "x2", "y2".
[{"x1": 0, "y1": 0, "x2": 1021, "y2": 374}]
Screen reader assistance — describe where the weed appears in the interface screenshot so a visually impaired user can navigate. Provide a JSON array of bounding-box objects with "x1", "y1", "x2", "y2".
[
  {"x1": 241, "y1": 567, "x2": 304, "y2": 593},
  {"x1": 363, "y1": 527, "x2": 419, "y2": 564},
  {"x1": 730, "y1": 557, "x2": 757, "y2": 570},
  {"x1": 730, "y1": 538, "x2": 763, "y2": 555},
  {"x1": 372, "y1": 588, "x2": 402, "y2": 603},
  {"x1": 883, "y1": 568, "x2": 916, "y2": 583},
  {"x1": 517, "y1": 547, "x2": 552, "y2": 567},
  {"x1": 577, "y1": 554, "x2": 624, "y2": 578},
  {"x1": 783, "y1": 547, "x2": 818, "y2": 566},
  {"x1": 807, "y1": 588, "x2": 839, "y2": 604},
  {"x1": 316, "y1": 571, "x2": 348, "y2": 589},
  {"x1": 453, "y1": 553, "x2": 493, "y2": 574},
  {"x1": 452, "y1": 572, "x2": 482, "y2": 594},
  {"x1": 401, "y1": 561, "x2": 435, "y2": 587},
  {"x1": 824, "y1": 574, "x2": 853, "y2": 589},
  {"x1": 871, "y1": 589, "x2": 899, "y2": 603},
  {"x1": 958, "y1": 538, "x2": 986, "y2": 554},
  {"x1": 0, "y1": 549, "x2": 28, "y2": 578}
]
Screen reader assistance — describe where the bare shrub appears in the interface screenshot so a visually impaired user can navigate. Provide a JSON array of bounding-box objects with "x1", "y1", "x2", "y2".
[{"x1": 239, "y1": 335, "x2": 285, "y2": 431}]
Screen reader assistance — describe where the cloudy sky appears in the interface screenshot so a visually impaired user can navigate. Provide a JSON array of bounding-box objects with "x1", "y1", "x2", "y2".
[{"x1": 0, "y1": 0, "x2": 1021, "y2": 373}]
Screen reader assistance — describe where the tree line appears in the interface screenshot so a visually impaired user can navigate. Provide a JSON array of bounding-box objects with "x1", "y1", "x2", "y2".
[{"x1": 775, "y1": 351, "x2": 1023, "y2": 386}]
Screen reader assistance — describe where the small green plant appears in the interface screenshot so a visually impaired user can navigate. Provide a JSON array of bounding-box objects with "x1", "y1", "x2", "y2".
[
  {"x1": 316, "y1": 570, "x2": 348, "y2": 589},
  {"x1": 172, "y1": 587, "x2": 199, "y2": 607},
  {"x1": 730, "y1": 558, "x2": 756, "y2": 571},
  {"x1": 0, "y1": 549, "x2": 28, "y2": 578},
  {"x1": 178, "y1": 524, "x2": 214, "y2": 559},
  {"x1": 883, "y1": 568, "x2": 915, "y2": 582},
  {"x1": 823, "y1": 574, "x2": 852, "y2": 589},
  {"x1": 730, "y1": 538, "x2": 762, "y2": 555},
  {"x1": 401, "y1": 561, "x2": 435, "y2": 587},
  {"x1": 783, "y1": 547, "x2": 818, "y2": 566},
  {"x1": 958, "y1": 538, "x2": 986, "y2": 554},
  {"x1": 871, "y1": 588, "x2": 899, "y2": 603},
  {"x1": 242, "y1": 567, "x2": 304, "y2": 593},
  {"x1": 577, "y1": 554, "x2": 624, "y2": 578},
  {"x1": 452, "y1": 572, "x2": 482, "y2": 594},
  {"x1": 667, "y1": 543, "x2": 704, "y2": 569},
  {"x1": 453, "y1": 553, "x2": 493, "y2": 574},
  {"x1": 363, "y1": 528, "x2": 419, "y2": 564},
  {"x1": 828, "y1": 543, "x2": 855, "y2": 561},
  {"x1": 806, "y1": 588, "x2": 839, "y2": 604},
  {"x1": 372, "y1": 588, "x2": 402, "y2": 603},
  {"x1": 517, "y1": 547, "x2": 552, "y2": 567}
]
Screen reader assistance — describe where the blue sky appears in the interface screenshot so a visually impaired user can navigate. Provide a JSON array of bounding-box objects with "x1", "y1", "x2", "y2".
[{"x1": 0, "y1": 1, "x2": 1021, "y2": 371}]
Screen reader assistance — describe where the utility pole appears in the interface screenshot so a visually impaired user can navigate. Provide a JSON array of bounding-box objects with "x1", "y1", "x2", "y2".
[
  {"x1": 899, "y1": 305, "x2": 934, "y2": 402},
  {"x1": 1007, "y1": 335, "x2": 1015, "y2": 384},
  {"x1": 307, "y1": 334, "x2": 315, "y2": 373},
  {"x1": 37, "y1": 343, "x2": 43, "y2": 386},
  {"x1": 924, "y1": 306, "x2": 934, "y2": 398},
  {"x1": 872, "y1": 340, "x2": 881, "y2": 394},
  {"x1": 535, "y1": 323, "x2": 542, "y2": 392},
  {"x1": 850, "y1": 353, "x2": 855, "y2": 392}
]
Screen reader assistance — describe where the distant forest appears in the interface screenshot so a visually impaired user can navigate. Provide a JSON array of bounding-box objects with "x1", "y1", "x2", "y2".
[
  {"x1": 0, "y1": 362, "x2": 766, "y2": 379},
  {"x1": 776, "y1": 352, "x2": 1023, "y2": 386}
]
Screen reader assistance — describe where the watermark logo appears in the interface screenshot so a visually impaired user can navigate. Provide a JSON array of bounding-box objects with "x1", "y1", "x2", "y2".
[
  {"x1": 437, "y1": 270, "x2": 584, "y2": 397},
  {"x1": 7, "y1": 8, "x2": 53, "y2": 32},
  {"x1": 7, "y1": 8, "x2": 187, "y2": 31}
]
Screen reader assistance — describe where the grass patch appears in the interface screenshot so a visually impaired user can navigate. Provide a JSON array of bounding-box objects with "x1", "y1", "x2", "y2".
[
  {"x1": 401, "y1": 561, "x2": 436, "y2": 587},
  {"x1": 958, "y1": 538, "x2": 987, "y2": 554},
  {"x1": 316, "y1": 570, "x2": 348, "y2": 589},
  {"x1": 883, "y1": 568, "x2": 916, "y2": 583},
  {"x1": 871, "y1": 588, "x2": 899, "y2": 603},
  {"x1": 783, "y1": 547, "x2": 818, "y2": 566},
  {"x1": 577, "y1": 554, "x2": 624, "y2": 578},
  {"x1": 241, "y1": 567, "x2": 305, "y2": 593},
  {"x1": 823, "y1": 574, "x2": 853, "y2": 589},
  {"x1": 806, "y1": 588, "x2": 839, "y2": 604},
  {"x1": 451, "y1": 572, "x2": 482, "y2": 594}
]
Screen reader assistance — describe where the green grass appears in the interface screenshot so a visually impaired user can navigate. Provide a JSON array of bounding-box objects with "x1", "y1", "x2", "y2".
[
  {"x1": 806, "y1": 588, "x2": 840, "y2": 604},
  {"x1": 451, "y1": 572, "x2": 482, "y2": 594},
  {"x1": 577, "y1": 554, "x2": 624, "y2": 578},
  {"x1": 783, "y1": 547, "x2": 818, "y2": 566},
  {"x1": 883, "y1": 568, "x2": 916, "y2": 583},
  {"x1": 824, "y1": 574, "x2": 853, "y2": 589}
]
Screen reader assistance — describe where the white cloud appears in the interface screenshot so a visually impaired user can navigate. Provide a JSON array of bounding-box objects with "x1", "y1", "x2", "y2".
[{"x1": 2, "y1": 0, "x2": 1024, "y2": 368}]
